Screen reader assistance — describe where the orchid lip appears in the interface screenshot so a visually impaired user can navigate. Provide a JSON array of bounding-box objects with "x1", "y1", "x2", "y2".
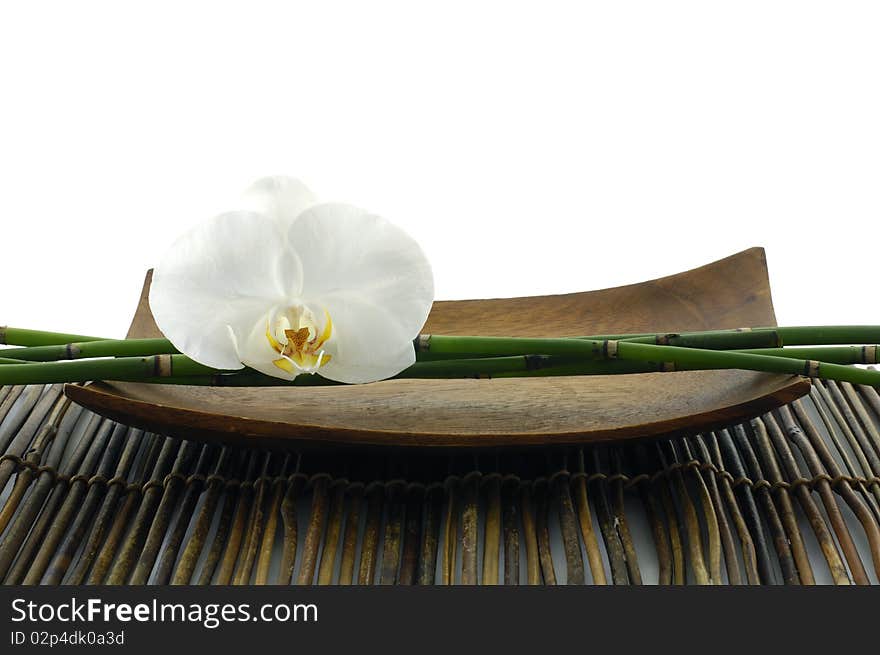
[{"x1": 266, "y1": 304, "x2": 333, "y2": 375}]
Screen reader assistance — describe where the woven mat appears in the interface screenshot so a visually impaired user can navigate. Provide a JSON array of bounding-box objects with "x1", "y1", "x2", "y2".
[{"x1": 1, "y1": 380, "x2": 880, "y2": 585}]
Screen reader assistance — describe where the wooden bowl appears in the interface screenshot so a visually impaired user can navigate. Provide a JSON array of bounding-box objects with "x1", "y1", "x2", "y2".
[{"x1": 64, "y1": 247, "x2": 809, "y2": 449}]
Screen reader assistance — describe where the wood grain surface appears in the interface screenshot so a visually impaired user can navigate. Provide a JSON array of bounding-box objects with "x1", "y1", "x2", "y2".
[{"x1": 64, "y1": 247, "x2": 809, "y2": 448}]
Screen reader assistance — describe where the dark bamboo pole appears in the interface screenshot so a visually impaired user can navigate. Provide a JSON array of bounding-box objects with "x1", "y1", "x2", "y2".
[
  {"x1": 632, "y1": 445, "x2": 674, "y2": 585},
  {"x1": 840, "y1": 382, "x2": 880, "y2": 460},
  {"x1": 460, "y1": 471, "x2": 480, "y2": 585},
  {"x1": 316, "y1": 478, "x2": 346, "y2": 585},
  {"x1": 104, "y1": 436, "x2": 183, "y2": 584},
  {"x1": 714, "y1": 429, "x2": 777, "y2": 584},
  {"x1": 277, "y1": 461, "x2": 304, "y2": 585},
  {"x1": 87, "y1": 433, "x2": 162, "y2": 585},
  {"x1": 675, "y1": 439, "x2": 721, "y2": 583},
  {"x1": 553, "y1": 469, "x2": 585, "y2": 585},
  {"x1": 823, "y1": 380, "x2": 880, "y2": 479},
  {"x1": 482, "y1": 473, "x2": 502, "y2": 585},
  {"x1": 357, "y1": 482, "x2": 384, "y2": 585},
  {"x1": 813, "y1": 382, "x2": 880, "y2": 528},
  {"x1": 806, "y1": 388, "x2": 880, "y2": 520},
  {"x1": 501, "y1": 476, "x2": 520, "y2": 585},
  {"x1": 214, "y1": 452, "x2": 259, "y2": 585},
  {"x1": 0, "y1": 395, "x2": 73, "y2": 535},
  {"x1": 610, "y1": 450, "x2": 641, "y2": 584},
  {"x1": 22, "y1": 417, "x2": 115, "y2": 585},
  {"x1": 520, "y1": 483, "x2": 541, "y2": 585},
  {"x1": 688, "y1": 436, "x2": 742, "y2": 584},
  {"x1": 0, "y1": 401, "x2": 82, "y2": 582},
  {"x1": 152, "y1": 445, "x2": 219, "y2": 585},
  {"x1": 730, "y1": 424, "x2": 799, "y2": 584},
  {"x1": 198, "y1": 452, "x2": 249, "y2": 585},
  {"x1": 660, "y1": 442, "x2": 711, "y2": 585},
  {"x1": 0, "y1": 384, "x2": 44, "y2": 456},
  {"x1": 398, "y1": 483, "x2": 424, "y2": 585},
  {"x1": 417, "y1": 484, "x2": 442, "y2": 585},
  {"x1": 232, "y1": 452, "x2": 273, "y2": 585},
  {"x1": 337, "y1": 483, "x2": 363, "y2": 585},
  {"x1": 129, "y1": 440, "x2": 200, "y2": 584},
  {"x1": 706, "y1": 432, "x2": 761, "y2": 585},
  {"x1": 297, "y1": 474, "x2": 330, "y2": 585},
  {"x1": 41, "y1": 422, "x2": 131, "y2": 584},
  {"x1": 591, "y1": 450, "x2": 628, "y2": 584},
  {"x1": 440, "y1": 476, "x2": 459, "y2": 585},
  {"x1": 778, "y1": 405, "x2": 880, "y2": 581},
  {"x1": 379, "y1": 480, "x2": 406, "y2": 585},
  {"x1": 172, "y1": 447, "x2": 236, "y2": 584},
  {"x1": 0, "y1": 385, "x2": 63, "y2": 492},
  {"x1": 573, "y1": 450, "x2": 607, "y2": 585},
  {"x1": 534, "y1": 479, "x2": 557, "y2": 585},
  {"x1": 65, "y1": 428, "x2": 145, "y2": 585},
  {"x1": 745, "y1": 418, "x2": 815, "y2": 584}
]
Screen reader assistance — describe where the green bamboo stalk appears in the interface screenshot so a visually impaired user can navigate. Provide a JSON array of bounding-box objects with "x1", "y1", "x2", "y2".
[
  {"x1": 0, "y1": 338, "x2": 177, "y2": 362},
  {"x1": 735, "y1": 346, "x2": 880, "y2": 365},
  {"x1": 613, "y1": 341, "x2": 880, "y2": 387},
  {"x1": 620, "y1": 330, "x2": 782, "y2": 350},
  {"x1": 0, "y1": 326, "x2": 107, "y2": 346},
  {"x1": 0, "y1": 355, "x2": 220, "y2": 385}
]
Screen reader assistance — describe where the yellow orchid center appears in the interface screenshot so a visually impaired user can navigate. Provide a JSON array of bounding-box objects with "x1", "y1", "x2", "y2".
[{"x1": 266, "y1": 306, "x2": 333, "y2": 374}]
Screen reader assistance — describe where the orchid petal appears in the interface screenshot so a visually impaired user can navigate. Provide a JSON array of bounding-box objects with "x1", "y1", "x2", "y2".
[
  {"x1": 240, "y1": 176, "x2": 317, "y2": 228},
  {"x1": 149, "y1": 211, "x2": 303, "y2": 370},
  {"x1": 289, "y1": 203, "x2": 434, "y2": 383}
]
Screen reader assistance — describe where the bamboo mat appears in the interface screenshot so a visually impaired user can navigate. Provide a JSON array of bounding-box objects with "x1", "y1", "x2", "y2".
[{"x1": 1, "y1": 381, "x2": 880, "y2": 585}]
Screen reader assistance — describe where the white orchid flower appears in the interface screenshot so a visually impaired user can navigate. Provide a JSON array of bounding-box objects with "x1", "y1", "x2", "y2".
[{"x1": 148, "y1": 177, "x2": 434, "y2": 384}]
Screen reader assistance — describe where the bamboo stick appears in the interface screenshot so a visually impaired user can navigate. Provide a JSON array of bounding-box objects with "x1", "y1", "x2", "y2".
[
  {"x1": 297, "y1": 474, "x2": 330, "y2": 585},
  {"x1": 87, "y1": 433, "x2": 162, "y2": 585},
  {"x1": 129, "y1": 440, "x2": 200, "y2": 584},
  {"x1": 805, "y1": 389, "x2": 880, "y2": 521},
  {"x1": 23, "y1": 418, "x2": 116, "y2": 585},
  {"x1": 591, "y1": 450, "x2": 628, "y2": 585},
  {"x1": 440, "y1": 476, "x2": 459, "y2": 585},
  {"x1": 745, "y1": 418, "x2": 815, "y2": 584},
  {"x1": 232, "y1": 453, "x2": 274, "y2": 585},
  {"x1": 677, "y1": 440, "x2": 723, "y2": 584},
  {"x1": 502, "y1": 477, "x2": 520, "y2": 585},
  {"x1": 199, "y1": 452, "x2": 249, "y2": 585},
  {"x1": 338, "y1": 484, "x2": 363, "y2": 585},
  {"x1": 398, "y1": 484, "x2": 423, "y2": 585},
  {"x1": 102, "y1": 437, "x2": 185, "y2": 584},
  {"x1": 689, "y1": 435, "x2": 742, "y2": 584},
  {"x1": 520, "y1": 483, "x2": 541, "y2": 585},
  {"x1": 610, "y1": 450, "x2": 641, "y2": 585},
  {"x1": 460, "y1": 472, "x2": 480, "y2": 585},
  {"x1": 357, "y1": 483, "x2": 384, "y2": 585},
  {"x1": 572, "y1": 450, "x2": 607, "y2": 585},
  {"x1": 775, "y1": 406, "x2": 880, "y2": 582},
  {"x1": 42, "y1": 422, "x2": 131, "y2": 584},
  {"x1": 152, "y1": 445, "x2": 218, "y2": 585},
  {"x1": 417, "y1": 485, "x2": 442, "y2": 585},
  {"x1": 661, "y1": 442, "x2": 711, "y2": 585},
  {"x1": 714, "y1": 429, "x2": 777, "y2": 584},
  {"x1": 379, "y1": 480, "x2": 406, "y2": 585},
  {"x1": 554, "y1": 470, "x2": 586, "y2": 585},
  {"x1": 730, "y1": 424, "x2": 799, "y2": 584},
  {"x1": 534, "y1": 479, "x2": 557, "y2": 585},
  {"x1": 0, "y1": 400, "x2": 82, "y2": 581},
  {"x1": 632, "y1": 445, "x2": 673, "y2": 584},
  {"x1": 316, "y1": 479, "x2": 346, "y2": 585},
  {"x1": 482, "y1": 473, "x2": 502, "y2": 585},
  {"x1": 172, "y1": 447, "x2": 236, "y2": 584}
]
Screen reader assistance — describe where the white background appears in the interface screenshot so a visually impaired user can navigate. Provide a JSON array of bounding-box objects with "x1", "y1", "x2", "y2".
[{"x1": 1, "y1": 1, "x2": 877, "y2": 337}]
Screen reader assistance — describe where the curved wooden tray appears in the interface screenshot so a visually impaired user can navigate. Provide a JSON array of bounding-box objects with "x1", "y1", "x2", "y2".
[{"x1": 65, "y1": 247, "x2": 809, "y2": 448}]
